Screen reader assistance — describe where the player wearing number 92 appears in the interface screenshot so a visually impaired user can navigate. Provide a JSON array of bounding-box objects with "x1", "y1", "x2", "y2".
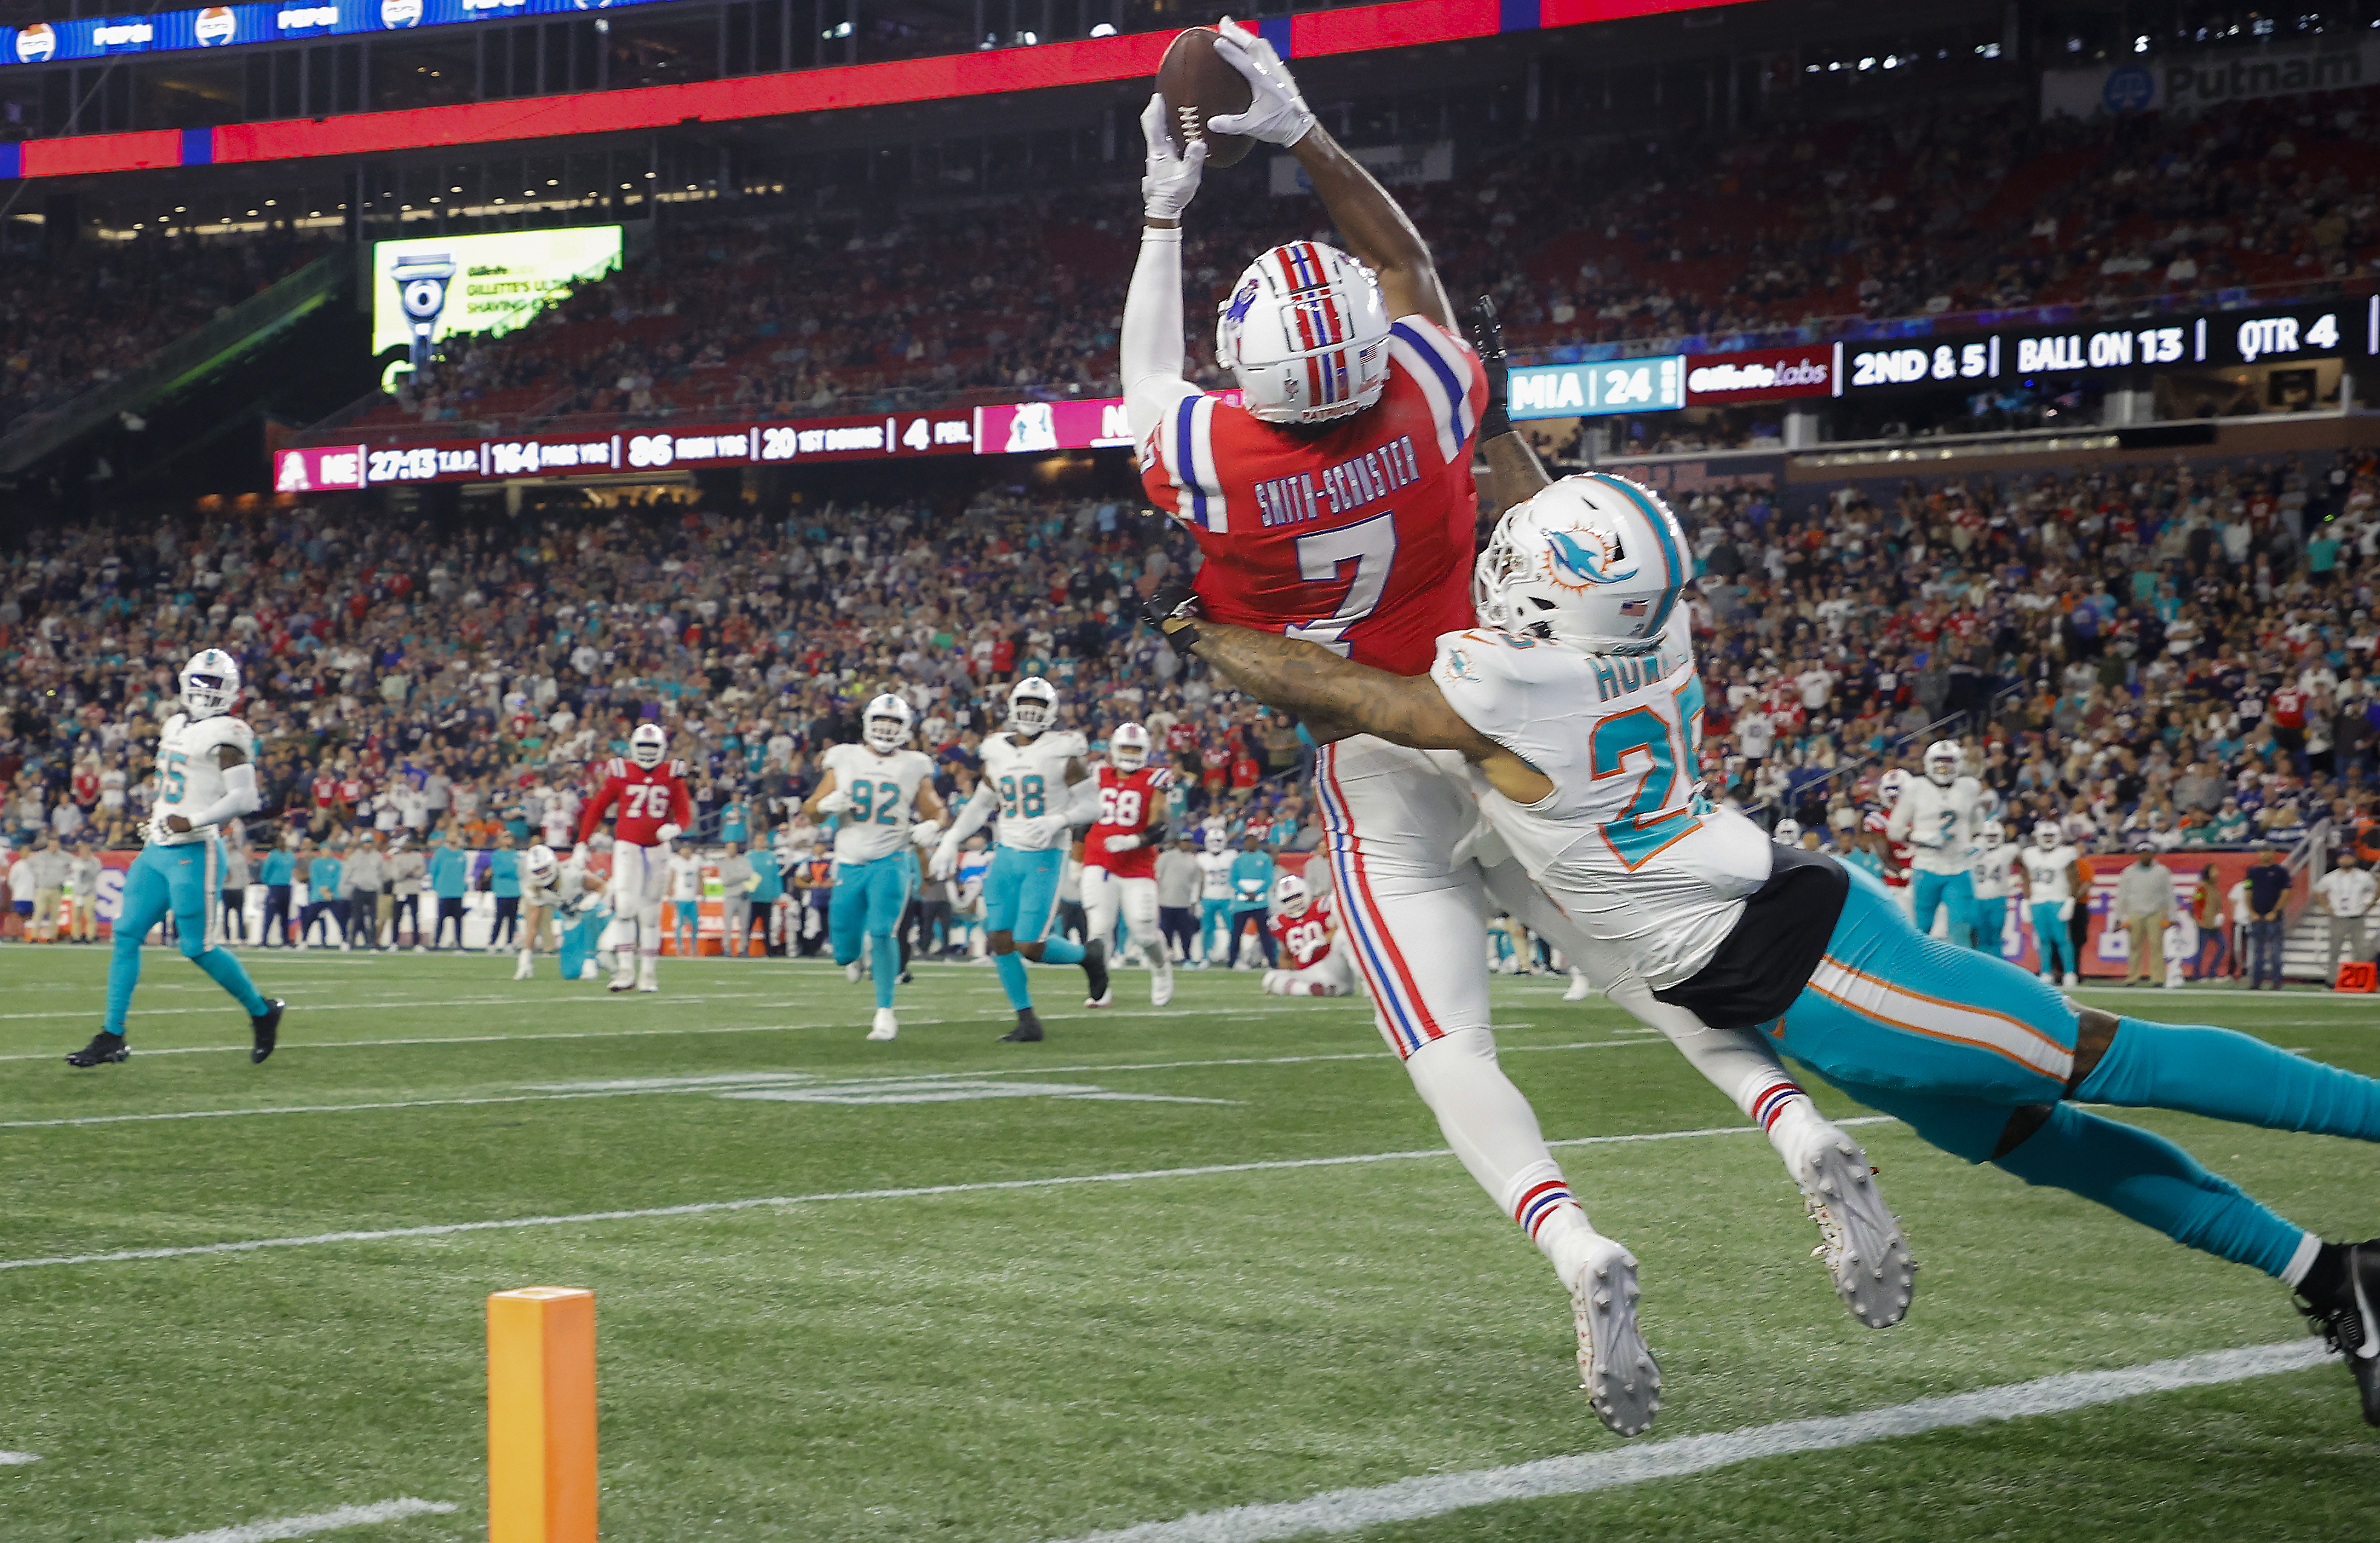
[
  {"x1": 806, "y1": 695, "x2": 948, "y2": 1042},
  {"x1": 67, "y1": 649, "x2": 285, "y2": 1069},
  {"x1": 1163, "y1": 473, "x2": 2380, "y2": 1430},
  {"x1": 932, "y1": 677, "x2": 1110, "y2": 1042}
]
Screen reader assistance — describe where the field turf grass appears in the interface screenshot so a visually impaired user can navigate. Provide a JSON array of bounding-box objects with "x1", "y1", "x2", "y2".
[{"x1": 1, "y1": 944, "x2": 2378, "y2": 1541}]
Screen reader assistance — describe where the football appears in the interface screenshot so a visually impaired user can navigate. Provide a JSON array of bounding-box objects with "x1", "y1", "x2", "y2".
[{"x1": 1156, "y1": 25, "x2": 1256, "y2": 169}]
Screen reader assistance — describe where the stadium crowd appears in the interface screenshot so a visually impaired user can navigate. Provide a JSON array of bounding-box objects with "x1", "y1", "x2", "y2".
[
  {"x1": 2, "y1": 436, "x2": 2378, "y2": 952},
  {"x1": 357, "y1": 85, "x2": 2380, "y2": 434}
]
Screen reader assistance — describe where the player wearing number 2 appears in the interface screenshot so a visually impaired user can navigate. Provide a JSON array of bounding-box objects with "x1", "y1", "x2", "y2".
[
  {"x1": 577, "y1": 722, "x2": 691, "y2": 994},
  {"x1": 1082, "y1": 722, "x2": 1176, "y2": 1007},
  {"x1": 1125, "y1": 19, "x2": 1680, "y2": 1432},
  {"x1": 806, "y1": 695, "x2": 947, "y2": 1041},
  {"x1": 932, "y1": 677, "x2": 1111, "y2": 1041}
]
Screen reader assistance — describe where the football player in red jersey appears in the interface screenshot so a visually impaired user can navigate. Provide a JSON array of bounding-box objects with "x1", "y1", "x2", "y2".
[
  {"x1": 576, "y1": 722, "x2": 692, "y2": 993},
  {"x1": 1122, "y1": 18, "x2": 1655, "y2": 1417},
  {"x1": 1261, "y1": 871, "x2": 1352, "y2": 997},
  {"x1": 1082, "y1": 723, "x2": 1177, "y2": 1007}
]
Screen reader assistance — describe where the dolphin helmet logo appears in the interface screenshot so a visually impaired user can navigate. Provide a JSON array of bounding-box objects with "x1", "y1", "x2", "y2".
[{"x1": 1543, "y1": 524, "x2": 1639, "y2": 590}]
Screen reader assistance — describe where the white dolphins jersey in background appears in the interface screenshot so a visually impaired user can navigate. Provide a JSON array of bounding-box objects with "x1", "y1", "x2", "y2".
[
  {"x1": 1428, "y1": 620, "x2": 1772, "y2": 989},
  {"x1": 978, "y1": 730, "x2": 1086, "y2": 851},
  {"x1": 153, "y1": 713, "x2": 256, "y2": 846},
  {"x1": 1971, "y1": 842, "x2": 2020, "y2": 900},
  {"x1": 821, "y1": 743, "x2": 937, "y2": 863},
  {"x1": 2019, "y1": 844, "x2": 2079, "y2": 905},
  {"x1": 1892, "y1": 775, "x2": 1987, "y2": 875}
]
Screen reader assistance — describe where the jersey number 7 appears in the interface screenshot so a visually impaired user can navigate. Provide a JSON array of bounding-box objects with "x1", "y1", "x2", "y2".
[{"x1": 1283, "y1": 511, "x2": 1398, "y2": 657}]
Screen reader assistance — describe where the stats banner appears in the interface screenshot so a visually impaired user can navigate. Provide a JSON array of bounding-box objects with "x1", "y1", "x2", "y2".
[
  {"x1": 271, "y1": 443, "x2": 369, "y2": 493},
  {"x1": 974, "y1": 398, "x2": 1136, "y2": 454}
]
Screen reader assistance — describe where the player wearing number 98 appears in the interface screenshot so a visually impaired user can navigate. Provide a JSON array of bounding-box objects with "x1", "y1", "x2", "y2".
[
  {"x1": 67, "y1": 649, "x2": 285, "y2": 1069},
  {"x1": 576, "y1": 722, "x2": 692, "y2": 994},
  {"x1": 806, "y1": 695, "x2": 947, "y2": 1042},
  {"x1": 932, "y1": 677, "x2": 1109, "y2": 1042},
  {"x1": 1129, "y1": 19, "x2": 1674, "y2": 1422}
]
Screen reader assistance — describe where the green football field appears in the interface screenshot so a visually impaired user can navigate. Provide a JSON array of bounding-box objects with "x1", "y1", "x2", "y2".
[{"x1": 3, "y1": 945, "x2": 2379, "y2": 1542}]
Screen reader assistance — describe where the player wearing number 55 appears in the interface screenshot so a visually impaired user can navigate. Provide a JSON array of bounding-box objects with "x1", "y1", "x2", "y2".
[
  {"x1": 806, "y1": 695, "x2": 949, "y2": 1042},
  {"x1": 66, "y1": 649, "x2": 284, "y2": 1069}
]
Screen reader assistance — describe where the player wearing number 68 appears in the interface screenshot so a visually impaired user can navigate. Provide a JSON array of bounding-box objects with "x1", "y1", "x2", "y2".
[{"x1": 807, "y1": 695, "x2": 949, "y2": 1042}]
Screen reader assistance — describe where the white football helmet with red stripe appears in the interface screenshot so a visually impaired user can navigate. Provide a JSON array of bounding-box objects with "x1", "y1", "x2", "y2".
[
  {"x1": 1111, "y1": 722, "x2": 1151, "y2": 773},
  {"x1": 629, "y1": 722, "x2": 667, "y2": 769},
  {"x1": 1217, "y1": 240, "x2": 1392, "y2": 426}
]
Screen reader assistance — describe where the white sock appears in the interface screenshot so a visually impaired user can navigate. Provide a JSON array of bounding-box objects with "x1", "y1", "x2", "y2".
[
  {"x1": 1737, "y1": 1070, "x2": 1826, "y2": 1169},
  {"x1": 2280, "y1": 1230, "x2": 2324, "y2": 1289},
  {"x1": 1405, "y1": 1028, "x2": 1602, "y2": 1262}
]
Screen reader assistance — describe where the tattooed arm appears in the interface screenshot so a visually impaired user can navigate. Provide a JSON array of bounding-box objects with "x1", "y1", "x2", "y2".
[{"x1": 1163, "y1": 617, "x2": 1554, "y2": 805}]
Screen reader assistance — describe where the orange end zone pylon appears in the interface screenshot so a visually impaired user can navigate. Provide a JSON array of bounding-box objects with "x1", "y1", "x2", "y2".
[{"x1": 488, "y1": 1286, "x2": 597, "y2": 1543}]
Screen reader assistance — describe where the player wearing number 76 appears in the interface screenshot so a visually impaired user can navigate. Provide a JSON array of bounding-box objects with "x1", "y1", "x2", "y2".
[{"x1": 807, "y1": 695, "x2": 949, "y2": 1041}]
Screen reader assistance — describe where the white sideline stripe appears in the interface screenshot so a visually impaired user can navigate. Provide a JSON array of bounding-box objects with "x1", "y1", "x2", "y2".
[
  {"x1": 1048, "y1": 1340, "x2": 2329, "y2": 1543},
  {"x1": 1, "y1": 1041, "x2": 1658, "y2": 1130},
  {"x1": 0, "y1": 1450, "x2": 39, "y2": 1464},
  {"x1": 0, "y1": 1116, "x2": 1889, "y2": 1273},
  {"x1": 137, "y1": 1496, "x2": 457, "y2": 1543}
]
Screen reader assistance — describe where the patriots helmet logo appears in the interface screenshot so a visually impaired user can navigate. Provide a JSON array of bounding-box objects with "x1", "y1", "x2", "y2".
[
  {"x1": 1543, "y1": 523, "x2": 1639, "y2": 590},
  {"x1": 1225, "y1": 279, "x2": 1261, "y2": 325}
]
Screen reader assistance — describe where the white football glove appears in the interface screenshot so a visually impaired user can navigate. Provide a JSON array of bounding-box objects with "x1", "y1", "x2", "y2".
[
  {"x1": 816, "y1": 788, "x2": 852, "y2": 816},
  {"x1": 930, "y1": 836, "x2": 960, "y2": 883},
  {"x1": 655, "y1": 822, "x2": 682, "y2": 843},
  {"x1": 1209, "y1": 18, "x2": 1317, "y2": 148},
  {"x1": 1140, "y1": 92, "x2": 1207, "y2": 221},
  {"x1": 2057, "y1": 899, "x2": 2076, "y2": 922},
  {"x1": 1103, "y1": 834, "x2": 1140, "y2": 854}
]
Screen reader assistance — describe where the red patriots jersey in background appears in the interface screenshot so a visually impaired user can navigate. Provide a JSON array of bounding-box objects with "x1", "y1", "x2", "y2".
[
  {"x1": 1269, "y1": 896, "x2": 1338, "y2": 971},
  {"x1": 1086, "y1": 765, "x2": 1172, "y2": 880},
  {"x1": 1864, "y1": 807, "x2": 1912, "y2": 888},
  {"x1": 579, "y1": 758, "x2": 692, "y2": 847},
  {"x1": 1138, "y1": 314, "x2": 1487, "y2": 675}
]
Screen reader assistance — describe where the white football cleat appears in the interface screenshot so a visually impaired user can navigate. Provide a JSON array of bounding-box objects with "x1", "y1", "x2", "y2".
[
  {"x1": 1797, "y1": 1132, "x2": 1915, "y2": 1329},
  {"x1": 1558, "y1": 1234, "x2": 1661, "y2": 1437},
  {"x1": 2063, "y1": 971, "x2": 2080, "y2": 988},
  {"x1": 512, "y1": 954, "x2": 532, "y2": 981},
  {"x1": 637, "y1": 958, "x2": 659, "y2": 993},
  {"x1": 413, "y1": 943, "x2": 427, "y2": 954},
  {"x1": 867, "y1": 1009, "x2": 898, "y2": 1041},
  {"x1": 1260, "y1": 969, "x2": 1282, "y2": 994},
  {"x1": 1150, "y1": 969, "x2": 1174, "y2": 1008},
  {"x1": 1563, "y1": 969, "x2": 1593, "y2": 1001},
  {"x1": 608, "y1": 962, "x2": 636, "y2": 992},
  {"x1": 845, "y1": 960, "x2": 863, "y2": 984},
  {"x1": 579, "y1": 960, "x2": 600, "y2": 981},
  {"x1": 1085, "y1": 986, "x2": 1114, "y2": 1008}
]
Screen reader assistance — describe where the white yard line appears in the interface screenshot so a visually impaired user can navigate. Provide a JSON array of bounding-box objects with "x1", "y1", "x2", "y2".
[
  {"x1": 0, "y1": 1450, "x2": 39, "y2": 1464},
  {"x1": 136, "y1": 1497, "x2": 457, "y2": 1543},
  {"x1": 0, "y1": 1040, "x2": 1655, "y2": 1130},
  {"x1": 1045, "y1": 1340, "x2": 2329, "y2": 1543},
  {"x1": 0, "y1": 1116, "x2": 1887, "y2": 1273}
]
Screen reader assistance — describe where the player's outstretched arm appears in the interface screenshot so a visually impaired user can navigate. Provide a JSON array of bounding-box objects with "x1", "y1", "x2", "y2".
[
  {"x1": 1470, "y1": 297, "x2": 1552, "y2": 516},
  {"x1": 1210, "y1": 19, "x2": 1450, "y2": 328},
  {"x1": 1154, "y1": 603, "x2": 1552, "y2": 805},
  {"x1": 803, "y1": 768, "x2": 846, "y2": 820},
  {"x1": 1123, "y1": 93, "x2": 1205, "y2": 446},
  {"x1": 942, "y1": 779, "x2": 999, "y2": 849}
]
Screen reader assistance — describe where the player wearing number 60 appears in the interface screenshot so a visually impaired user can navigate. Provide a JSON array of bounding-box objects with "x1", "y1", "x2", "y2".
[{"x1": 806, "y1": 695, "x2": 948, "y2": 1042}]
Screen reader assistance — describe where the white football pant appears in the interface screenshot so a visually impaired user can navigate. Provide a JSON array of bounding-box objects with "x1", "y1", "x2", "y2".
[
  {"x1": 1264, "y1": 949, "x2": 1355, "y2": 995},
  {"x1": 1082, "y1": 867, "x2": 1165, "y2": 974},
  {"x1": 1312, "y1": 737, "x2": 1594, "y2": 1253},
  {"x1": 609, "y1": 842, "x2": 671, "y2": 958}
]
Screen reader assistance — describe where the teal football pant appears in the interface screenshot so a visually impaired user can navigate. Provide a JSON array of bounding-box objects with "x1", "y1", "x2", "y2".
[
  {"x1": 832, "y1": 854, "x2": 916, "y2": 1011},
  {"x1": 1772, "y1": 867, "x2": 2380, "y2": 1280},
  {"x1": 982, "y1": 846, "x2": 1082, "y2": 1012},
  {"x1": 107, "y1": 839, "x2": 268, "y2": 1036},
  {"x1": 1910, "y1": 867, "x2": 1978, "y2": 948},
  {"x1": 558, "y1": 911, "x2": 605, "y2": 979}
]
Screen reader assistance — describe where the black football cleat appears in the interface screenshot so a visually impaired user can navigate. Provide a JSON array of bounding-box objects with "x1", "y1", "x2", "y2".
[
  {"x1": 65, "y1": 1031, "x2": 129, "y2": 1068},
  {"x1": 1080, "y1": 939, "x2": 1111, "y2": 1006},
  {"x1": 250, "y1": 998, "x2": 285, "y2": 1064},
  {"x1": 2298, "y1": 1239, "x2": 2380, "y2": 1426},
  {"x1": 999, "y1": 1008, "x2": 1045, "y2": 1044}
]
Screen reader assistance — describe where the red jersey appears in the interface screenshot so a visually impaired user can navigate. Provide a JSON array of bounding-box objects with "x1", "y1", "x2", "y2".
[
  {"x1": 579, "y1": 757, "x2": 693, "y2": 848},
  {"x1": 1864, "y1": 808, "x2": 1912, "y2": 887},
  {"x1": 1269, "y1": 896, "x2": 1338, "y2": 971},
  {"x1": 1085, "y1": 765, "x2": 1173, "y2": 880},
  {"x1": 1139, "y1": 315, "x2": 1487, "y2": 675}
]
